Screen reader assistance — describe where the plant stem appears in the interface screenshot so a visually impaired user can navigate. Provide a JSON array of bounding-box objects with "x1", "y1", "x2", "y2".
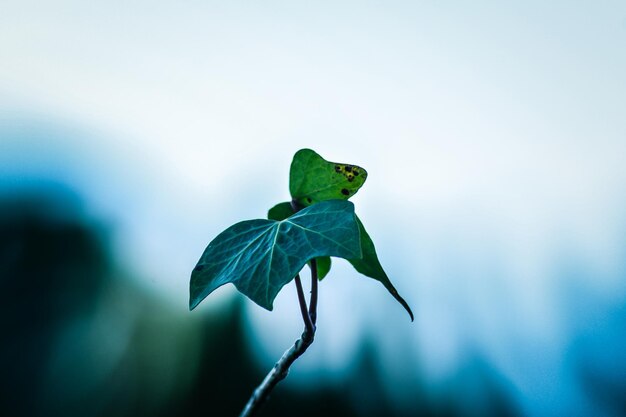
[
  {"x1": 295, "y1": 273, "x2": 314, "y2": 335},
  {"x1": 308, "y1": 259, "x2": 318, "y2": 325},
  {"x1": 239, "y1": 266, "x2": 319, "y2": 417}
]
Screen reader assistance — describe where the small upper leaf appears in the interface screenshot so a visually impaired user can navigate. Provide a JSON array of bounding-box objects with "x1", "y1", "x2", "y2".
[
  {"x1": 267, "y1": 202, "x2": 293, "y2": 221},
  {"x1": 289, "y1": 148, "x2": 368, "y2": 207},
  {"x1": 191, "y1": 200, "x2": 362, "y2": 311},
  {"x1": 348, "y1": 217, "x2": 414, "y2": 321}
]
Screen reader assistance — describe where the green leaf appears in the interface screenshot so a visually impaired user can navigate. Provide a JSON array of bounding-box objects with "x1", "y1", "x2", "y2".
[
  {"x1": 313, "y1": 256, "x2": 331, "y2": 280},
  {"x1": 268, "y1": 201, "x2": 332, "y2": 280},
  {"x1": 285, "y1": 149, "x2": 412, "y2": 319},
  {"x1": 190, "y1": 200, "x2": 362, "y2": 311},
  {"x1": 286, "y1": 149, "x2": 413, "y2": 320},
  {"x1": 289, "y1": 148, "x2": 368, "y2": 207},
  {"x1": 348, "y1": 217, "x2": 414, "y2": 321},
  {"x1": 267, "y1": 202, "x2": 293, "y2": 221}
]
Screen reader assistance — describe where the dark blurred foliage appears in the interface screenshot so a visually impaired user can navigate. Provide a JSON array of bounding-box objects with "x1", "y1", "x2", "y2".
[
  {"x1": 571, "y1": 302, "x2": 626, "y2": 417},
  {"x1": 0, "y1": 187, "x2": 109, "y2": 416},
  {"x1": 0, "y1": 187, "x2": 521, "y2": 417}
]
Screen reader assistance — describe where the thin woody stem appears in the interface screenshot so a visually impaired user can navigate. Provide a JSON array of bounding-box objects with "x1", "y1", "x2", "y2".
[
  {"x1": 308, "y1": 259, "x2": 318, "y2": 325},
  {"x1": 239, "y1": 261, "x2": 319, "y2": 417},
  {"x1": 295, "y1": 273, "x2": 314, "y2": 334}
]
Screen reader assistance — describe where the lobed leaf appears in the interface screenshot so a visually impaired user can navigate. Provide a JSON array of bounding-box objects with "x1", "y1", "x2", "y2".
[
  {"x1": 191, "y1": 200, "x2": 361, "y2": 311},
  {"x1": 267, "y1": 201, "x2": 331, "y2": 280}
]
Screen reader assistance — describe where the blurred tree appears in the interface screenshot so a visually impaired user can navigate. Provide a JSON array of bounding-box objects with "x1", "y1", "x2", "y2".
[{"x1": 0, "y1": 187, "x2": 521, "y2": 417}]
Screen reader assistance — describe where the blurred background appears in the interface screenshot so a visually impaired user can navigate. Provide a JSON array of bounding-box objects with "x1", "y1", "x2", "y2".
[{"x1": 2, "y1": 1, "x2": 626, "y2": 416}]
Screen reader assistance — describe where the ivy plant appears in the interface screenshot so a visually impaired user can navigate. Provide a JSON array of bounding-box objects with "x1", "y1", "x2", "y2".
[{"x1": 190, "y1": 148, "x2": 413, "y2": 416}]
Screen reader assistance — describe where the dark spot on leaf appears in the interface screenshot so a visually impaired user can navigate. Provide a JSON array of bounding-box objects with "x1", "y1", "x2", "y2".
[
  {"x1": 353, "y1": 170, "x2": 359, "y2": 176},
  {"x1": 307, "y1": 197, "x2": 312, "y2": 203},
  {"x1": 341, "y1": 188, "x2": 350, "y2": 196},
  {"x1": 335, "y1": 165, "x2": 342, "y2": 172},
  {"x1": 194, "y1": 265, "x2": 205, "y2": 272},
  {"x1": 347, "y1": 175, "x2": 354, "y2": 182},
  {"x1": 344, "y1": 165, "x2": 352, "y2": 172}
]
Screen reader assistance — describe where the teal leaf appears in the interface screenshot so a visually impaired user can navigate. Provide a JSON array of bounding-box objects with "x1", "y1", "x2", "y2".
[
  {"x1": 191, "y1": 200, "x2": 362, "y2": 311},
  {"x1": 268, "y1": 201, "x2": 332, "y2": 280},
  {"x1": 349, "y1": 217, "x2": 414, "y2": 321}
]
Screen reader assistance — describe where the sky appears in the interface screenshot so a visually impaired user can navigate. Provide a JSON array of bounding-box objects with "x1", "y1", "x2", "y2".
[{"x1": 2, "y1": 1, "x2": 626, "y2": 415}]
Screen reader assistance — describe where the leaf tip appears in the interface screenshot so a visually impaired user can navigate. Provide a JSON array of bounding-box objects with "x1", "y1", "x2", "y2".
[
  {"x1": 407, "y1": 307, "x2": 415, "y2": 322},
  {"x1": 389, "y1": 286, "x2": 414, "y2": 321},
  {"x1": 294, "y1": 148, "x2": 317, "y2": 156},
  {"x1": 398, "y1": 299, "x2": 414, "y2": 321},
  {"x1": 189, "y1": 297, "x2": 199, "y2": 311}
]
